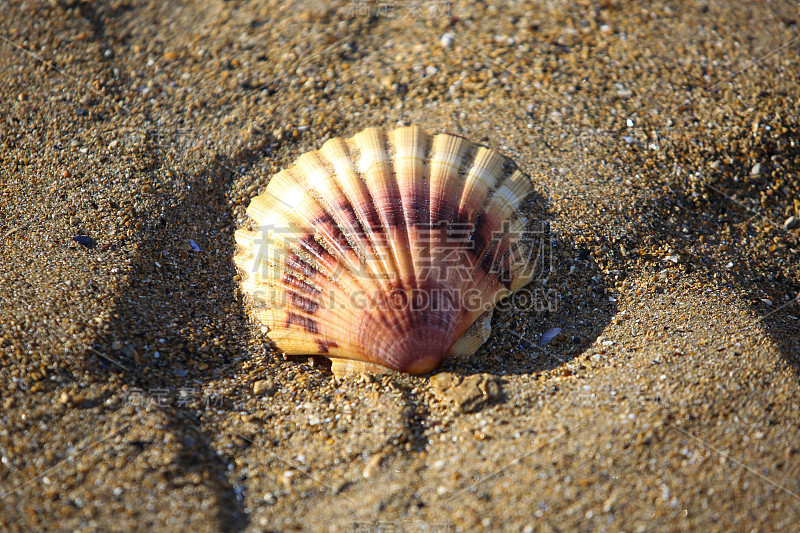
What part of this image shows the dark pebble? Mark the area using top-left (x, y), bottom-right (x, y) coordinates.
top-left (72, 235), bottom-right (94, 247)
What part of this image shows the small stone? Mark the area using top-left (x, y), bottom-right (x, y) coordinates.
top-left (72, 235), bottom-right (93, 247)
top-left (751, 163), bottom-right (761, 176)
top-left (429, 371), bottom-right (460, 391)
top-left (539, 327), bottom-right (562, 346)
top-left (281, 470), bottom-right (295, 491)
top-left (120, 343), bottom-right (140, 364)
top-left (381, 74), bottom-right (396, 90)
top-left (430, 372), bottom-right (504, 413)
top-left (362, 453), bottom-right (384, 479)
top-left (253, 379), bottom-right (276, 396)
top-left (439, 32), bottom-right (454, 48)
top-left (163, 51), bottom-right (179, 61)
top-left (784, 216), bottom-right (798, 230)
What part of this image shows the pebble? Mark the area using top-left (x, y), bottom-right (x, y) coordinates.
top-left (120, 343), bottom-right (136, 360)
top-left (362, 453), bottom-right (385, 479)
top-left (281, 470), bottom-right (295, 491)
top-left (751, 163), bottom-right (761, 176)
top-left (253, 379), bottom-right (276, 396)
top-left (784, 216), bottom-right (798, 230)
top-left (439, 32), bottom-right (454, 48)
top-left (72, 235), bottom-right (93, 247)
top-left (430, 372), bottom-right (504, 413)
top-left (539, 327), bottom-right (562, 346)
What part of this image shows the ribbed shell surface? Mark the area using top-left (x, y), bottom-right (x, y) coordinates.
top-left (234, 125), bottom-right (542, 374)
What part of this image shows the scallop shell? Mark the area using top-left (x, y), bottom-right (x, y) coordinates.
top-left (234, 125), bottom-right (545, 377)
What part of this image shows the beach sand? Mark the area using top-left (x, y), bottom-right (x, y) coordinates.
top-left (1, 1), bottom-right (799, 531)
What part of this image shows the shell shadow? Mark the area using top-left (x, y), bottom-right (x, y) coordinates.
top-left (619, 162), bottom-right (800, 375)
top-left (438, 231), bottom-right (616, 377)
top-left (83, 138), bottom-right (275, 531)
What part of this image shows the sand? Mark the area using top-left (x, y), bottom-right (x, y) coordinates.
top-left (1, 0), bottom-right (799, 531)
